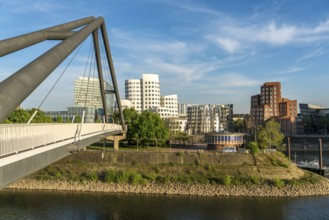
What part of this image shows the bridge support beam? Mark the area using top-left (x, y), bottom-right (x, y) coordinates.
top-left (106, 133), bottom-right (126, 151)
top-left (0, 16), bottom-right (126, 129)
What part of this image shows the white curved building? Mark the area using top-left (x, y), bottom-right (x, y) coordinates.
top-left (125, 79), bottom-right (142, 112)
top-left (125, 74), bottom-right (161, 112)
top-left (142, 74), bottom-right (161, 110)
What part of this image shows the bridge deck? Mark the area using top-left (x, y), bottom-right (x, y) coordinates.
top-left (0, 123), bottom-right (121, 157)
top-left (0, 123), bottom-right (123, 189)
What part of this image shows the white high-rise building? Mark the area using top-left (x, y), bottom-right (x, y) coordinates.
top-left (124, 74), bottom-right (179, 119)
top-left (152, 94), bottom-right (178, 118)
top-left (125, 79), bottom-right (143, 112)
top-left (142, 74), bottom-right (161, 110)
top-left (125, 73), bottom-right (161, 113)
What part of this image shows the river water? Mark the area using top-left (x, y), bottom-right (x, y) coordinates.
top-left (1, 152), bottom-right (329, 220)
top-left (1, 190), bottom-right (329, 220)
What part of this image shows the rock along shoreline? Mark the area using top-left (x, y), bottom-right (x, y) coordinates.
top-left (6, 178), bottom-right (329, 197)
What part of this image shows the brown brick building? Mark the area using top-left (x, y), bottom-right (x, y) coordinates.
top-left (250, 82), bottom-right (298, 135)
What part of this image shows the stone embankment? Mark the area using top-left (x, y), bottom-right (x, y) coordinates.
top-left (7, 178), bottom-right (329, 197)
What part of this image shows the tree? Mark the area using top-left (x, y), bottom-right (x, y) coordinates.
top-left (246, 141), bottom-right (259, 154)
top-left (113, 108), bottom-right (170, 146)
top-left (4, 108), bottom-right (53, 123)
top-left (5, 109), bottom-right (31, 123)
top-left (56, 116), bottom-right (63, 123)
top-left (134, 111), bottom-right (169, 147)
top-left (257, 119), bottom-right (285, 150)
top-left (121, 108), bottom-right (139, 143)
top-left (175, 132), bottom-right (189, 145)
top-left (233, 119), bottom-right (247, 133)
top-left (74, 115), bottom-right (82, 123)
top-left (28, 108), bottom-right (52, 123)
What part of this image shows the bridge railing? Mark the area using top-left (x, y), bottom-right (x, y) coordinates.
top-left (0, 123), bottom-right (122, 157)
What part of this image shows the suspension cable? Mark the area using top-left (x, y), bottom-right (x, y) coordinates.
top-left (83, 46), bottom-right (95, 109)
top-left (27, 38), bottom-right (87, 124)
top-left (76, 37), bottom-right (94, 107)
top-left (37, 38), bottom-right (87, 110)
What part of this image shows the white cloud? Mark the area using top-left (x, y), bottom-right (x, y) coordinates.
top-left (210, 37), bottom-right (240, 54)
top-left (220, 21), bottom-right (297, 46)
top-left (314, 19), bottom-right (329, 33)
top-left (208, 18), bottom-right (329, 52)
top-left (152, 0), bottom-right (224, 17)
top-left (278, 66), bottom-right (304, 74)
top-left (220, 73), bottom-right (261, 87)
top-left (298, 49), bottom-right (325, 61)
top-left (257, 21), bottom-right (296, 44)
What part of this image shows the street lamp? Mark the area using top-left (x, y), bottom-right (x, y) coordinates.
top-left (287, 137), bottom-right (291, 162)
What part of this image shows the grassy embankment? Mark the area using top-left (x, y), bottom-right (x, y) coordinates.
top-left (29, 149), bottom-right (323, 188)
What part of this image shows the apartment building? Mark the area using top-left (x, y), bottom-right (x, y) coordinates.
top-left (250, 82), bottom-right (298, 135)
top-left (186, 104), bottom-right (233, 134)
top-left (124, 74), bottom-right (178, 119)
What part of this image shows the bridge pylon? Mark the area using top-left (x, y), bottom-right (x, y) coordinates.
top-left (0, 16), bottom-right (125, 129)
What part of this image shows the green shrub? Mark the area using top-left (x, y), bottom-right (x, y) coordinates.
top-left (231, 177), bottom-right (243, 185)
top-left (276, 152), bottom-right (286, 158)
top-left (194, 159), bottom-right (200, 166)
top-left (223, 175), bottom-right (232, 186)
top-left (153, 166), bottom-right (160, 173)
top-left (247, 141), bottom-right (259, 154)
top-left (80, 171), bottom-right (99, 181)
top-left (90, 171), bottom-right (99, 181)
top-left (103, 169), bottom-right (117, 183)
top-left (272, 178), bottom-right (285, 188)
top-left (143, 172), bottom-right (157, 181)
top-left (250, 175), bottom-right (262, 185)
top-left (156, 176), bottom-right (170, 184)
top-left (129, 172), bottom-right (147, 185)
top-left (269, 157), bottom-right (289, 168)
top-left (116, 171), bottom-right (131, 183)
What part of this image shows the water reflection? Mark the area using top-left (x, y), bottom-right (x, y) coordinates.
top-left (1, 190), bottom-right (329, 220)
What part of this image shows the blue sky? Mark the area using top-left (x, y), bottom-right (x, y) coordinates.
top-left (1, 0), bottom-right (329, 113)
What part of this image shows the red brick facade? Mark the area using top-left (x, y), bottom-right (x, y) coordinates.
top-left (250, 82), bottom-right (298, 135)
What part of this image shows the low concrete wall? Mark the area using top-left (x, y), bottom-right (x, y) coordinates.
top-left (62, 150), bottom-right (254, 166)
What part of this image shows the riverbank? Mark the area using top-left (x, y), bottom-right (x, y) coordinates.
top-left (6, 150), bottom-right (329, 197)
top-left (7, 177), bottom-right (329, 197)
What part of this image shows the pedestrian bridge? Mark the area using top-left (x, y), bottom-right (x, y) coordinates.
top-left (0, 16), bottom-right (126, 189)
top-left (0, 123), bottom-right (122, 189)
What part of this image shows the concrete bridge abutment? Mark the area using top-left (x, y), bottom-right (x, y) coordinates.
top-left (106, 133), bottom-right (126, 151)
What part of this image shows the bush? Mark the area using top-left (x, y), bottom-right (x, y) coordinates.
top-left (247, 141), bottom-right (259, 154)
top-left (156, 176), bottom-right (170, 184)
top-left (89, 171), bottom-right (99, 181)
top-left (153, 166), bottom-right (160, 173)
top-left (272, 178), bottom-right (285, 188)
top-left (142, 172), bottom-right (157, 181)
top-left (81, 171), bottom-right (99, 181)
top-left (116, 171), bottom-right (131, 183)
top-left (223, 175), bottom-right (232, 186)
top-left (103, 169), bottom-right (117, 183)
top-left (269, 156), bottom-right (289, 168)
top-left (194, 159), bottom-right (200, 166)
top-left (250, 175), bottom-right (262, 185)
top-left (129, 172), bottom-right (147, 185)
